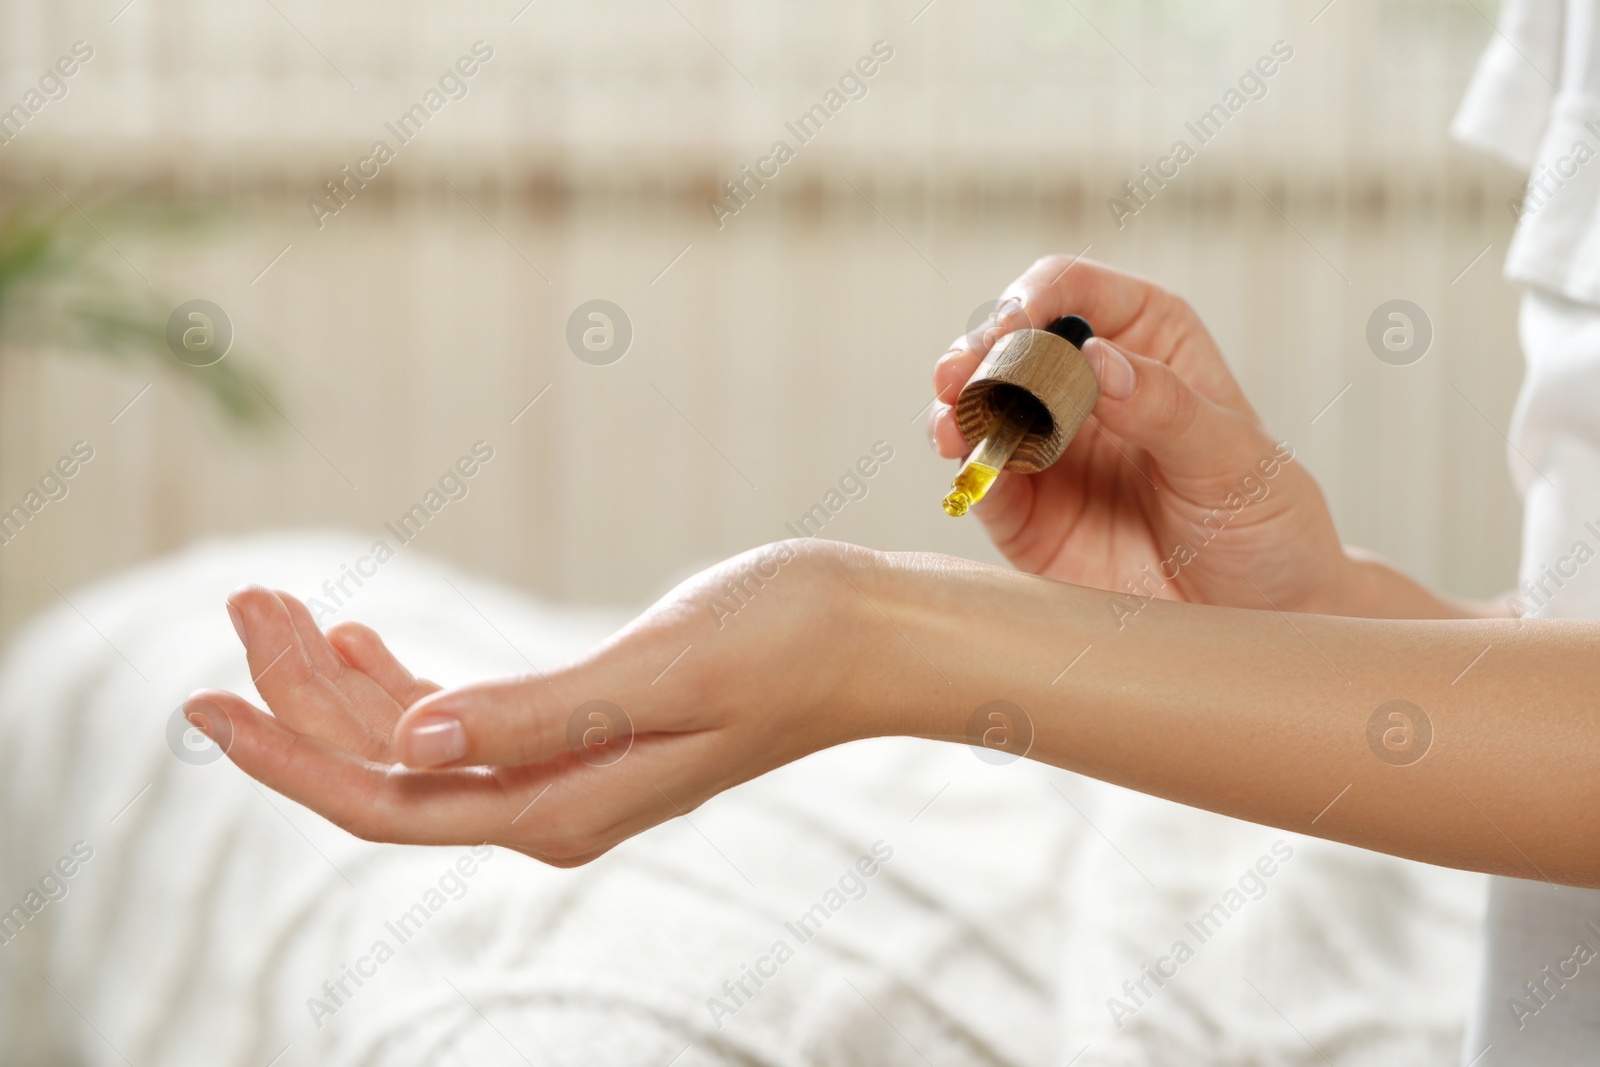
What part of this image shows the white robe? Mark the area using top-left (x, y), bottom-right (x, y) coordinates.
top-left (1454, 1), bottom-right (1600, 1062)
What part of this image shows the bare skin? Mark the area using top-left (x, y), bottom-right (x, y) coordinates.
top-left (189, 258), bottom-right (1600, 886)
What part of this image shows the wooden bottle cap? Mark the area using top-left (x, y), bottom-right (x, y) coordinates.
top-left (953, 316), bottom-right (1099, 473)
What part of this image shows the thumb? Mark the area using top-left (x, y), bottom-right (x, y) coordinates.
top-left (393, 671), bottom-right (642, 770)
top-left (1082, 336), bottom-right (1276, 490)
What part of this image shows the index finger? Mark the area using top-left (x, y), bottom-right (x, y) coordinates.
top-left (986, 255), bottom-right (1165, 356)
top-left (931, 256), bottom-right (1161, 424)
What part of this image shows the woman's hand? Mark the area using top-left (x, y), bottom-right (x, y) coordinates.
top-left (932, 255), bottom-right (1353, 615)
top-left (186, 540), bottom-right (901, 866)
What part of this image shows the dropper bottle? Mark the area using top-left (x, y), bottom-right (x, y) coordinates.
top-left (941, 314), bottom-right (1096, 517)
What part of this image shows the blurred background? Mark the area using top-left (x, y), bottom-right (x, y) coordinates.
top-left (0, 0), bottom-right (1524, 637)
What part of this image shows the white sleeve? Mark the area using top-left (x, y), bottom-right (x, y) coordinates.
top-left (1450, 0), bottom-right (1564, 169)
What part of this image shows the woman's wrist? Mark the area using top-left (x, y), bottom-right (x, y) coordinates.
top-left (1323, 547), bottom-right (1510, 620)
top-left (843, 548), bottom-right (1095, 748)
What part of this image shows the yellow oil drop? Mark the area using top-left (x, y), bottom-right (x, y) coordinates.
top-left (942, 462), bottom-right (1000, 517)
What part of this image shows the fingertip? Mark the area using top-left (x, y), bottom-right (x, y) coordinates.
top-left (325, 617), bottom-right (371, 639)
top-left (1083, 337), bottom-right (1137, 401)
top-left (931, 406), bottom-right (968, 458)
top-left (326, 620), bottom-right (380, 663)
top-left (992, 294), bottom-right (1026, 329)
top-left (394, 690), bottom-right (474, 758)
top-left (394, 682), bottom-right (488, 766)
top-left (933, 349), bottom-right (981, 400)
top-left (184, 688), bottom-right (225, 725)
top-left (184, 688), bottom-right (242, 753)
top-left (227, 583), bottom-right (271, 610)
top-left (395, 675), bottom-right (553, 768)
top-left (396, 714), bottom-right (468, 768)
top-left (228, 584), bottom-right (287, 633)
top-left (332, 621), bottom-right (440, 709)
top-left (227, 586), bottom-right (280, 656)
top-left (956, 327), bottom-right (990, 357)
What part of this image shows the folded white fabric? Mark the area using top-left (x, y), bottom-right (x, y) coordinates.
top-left (0, 534), bottom-right (1482, 1065)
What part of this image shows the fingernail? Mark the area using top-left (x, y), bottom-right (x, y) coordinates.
top-left (991, 296), bottom-right (1023, 324)
top-left (1086, 337), bottom-right (1136, 400)
top-left (227, 602), bottom-right (247, 647)
top-left (401, 716), bottom-right (467, 768)
top-left (185, 702), bottom-right (215, 737)
top-left (983, 299), bottom-right (1025, 346)
top-left (927, 404), bottom-right (946, 451)
top-left (183, 696), bottom-right (233, 751)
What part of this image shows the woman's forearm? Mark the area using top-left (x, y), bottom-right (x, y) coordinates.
top-left (862, 551), bottom-right (1600, 887)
